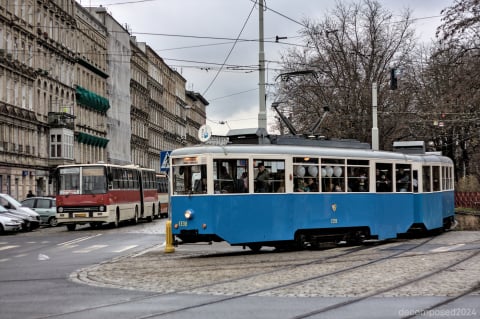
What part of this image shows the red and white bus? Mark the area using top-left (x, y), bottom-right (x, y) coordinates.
top-left (55, 163), bottom-right (158, 231)
top-left (156, 173), bottom-right (169, 218)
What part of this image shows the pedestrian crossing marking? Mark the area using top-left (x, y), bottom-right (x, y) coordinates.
top-left (73, 244), bottom-right (108, 253)
top-left (0, 245), bottom-right (19, 251)
top-left (112, 245), bottom-right (138, 253)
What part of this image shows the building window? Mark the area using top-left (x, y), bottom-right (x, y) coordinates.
top-left (49, 128), bottom-right (74, 160)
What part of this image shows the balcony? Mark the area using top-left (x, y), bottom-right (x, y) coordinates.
top-left (48, 112), bottom-right (75, 130)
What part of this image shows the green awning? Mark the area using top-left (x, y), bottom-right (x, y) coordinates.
top-left (77, 132), bottom-right (109, 148)
top-left (76, 86), bottom-right (110, 113)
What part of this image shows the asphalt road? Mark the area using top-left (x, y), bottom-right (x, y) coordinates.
top-left (0, 219), bottom-right (167, 319)
top-left (1, 221), bottom-right (479, 319)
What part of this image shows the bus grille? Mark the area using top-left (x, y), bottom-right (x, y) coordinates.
top-left (62, 206), bottom-right (102, 213)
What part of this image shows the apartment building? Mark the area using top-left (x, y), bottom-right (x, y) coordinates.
top-left (0, 1), bottom-right (207, 199)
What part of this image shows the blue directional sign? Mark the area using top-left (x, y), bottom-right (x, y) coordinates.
top-left (160, 151), bottom-right (172, 173)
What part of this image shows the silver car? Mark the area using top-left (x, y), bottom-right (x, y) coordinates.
top-left (21, 197), bottom-right (57, 227)
top-left (0, 193), bottom-right (41, 231)
top-left (0, 206), bottom-right (22, 233)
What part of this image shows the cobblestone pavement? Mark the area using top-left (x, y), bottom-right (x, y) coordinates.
top-left (71, 230), bottom-right (480, 299)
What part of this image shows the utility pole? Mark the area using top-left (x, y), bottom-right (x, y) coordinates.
top-left (371, 82), bottom-right (379, 151)
top-left (258, 0), bottom-right (267, 130)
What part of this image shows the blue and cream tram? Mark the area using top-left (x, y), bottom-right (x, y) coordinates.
top-left (169, 143), bottom-right (455, 250)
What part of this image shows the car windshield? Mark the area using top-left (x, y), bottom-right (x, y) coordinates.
top-left (0, 194), bottom-right (21, 208)
top-left (0, 205), bottom-right (9, 212)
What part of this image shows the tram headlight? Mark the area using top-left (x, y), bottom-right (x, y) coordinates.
top-left (99, 205), bottom-right (105, 212)
top-left (184, 209), bottom-right (194, 220)
top-left (58, 207), bottom-right (64, 213)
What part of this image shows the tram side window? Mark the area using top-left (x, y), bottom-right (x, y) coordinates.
top-left (212, 159), bottom-right (249, 194)
top-left (432, 166), bottom-right (441, 191)
top-left (293, 157), bottom-right (319, 192)
top-left (254, 159), bottom-right (285, 193)
top-left (347, 159), bottom-right (369, 192)
top-left (395, 164), bottom-right (412, 192)
top-left (423, 166), bottom-right (431, 192)
top-left (375, 163), bottom-right (393, 192)
top-left (321, 158), bottom-right (345, 192)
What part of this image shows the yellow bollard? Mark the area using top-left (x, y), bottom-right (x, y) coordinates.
top-left (164, 220), bottom-right (175, 253)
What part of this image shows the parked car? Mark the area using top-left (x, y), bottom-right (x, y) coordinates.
top-left (21, 197), bottom-right (58, 227)
top-left (0, 193), bottom-right (40, 231)
top-left (0, 206), bottom-right (23, 234)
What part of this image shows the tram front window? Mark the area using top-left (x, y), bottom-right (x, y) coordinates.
top-left (173, 164), bottom-right (206, 195)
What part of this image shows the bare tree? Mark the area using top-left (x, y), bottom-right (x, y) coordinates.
top-left (274, 0), bottom-right (417, 150)
top-left (421, 0), bottom-right (480, 179)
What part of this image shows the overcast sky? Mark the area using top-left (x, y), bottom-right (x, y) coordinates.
top-left (79, 0), bottom-right (454, 135)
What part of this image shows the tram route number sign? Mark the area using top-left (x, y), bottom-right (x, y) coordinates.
top-left (160, 151), bottom-right (172, 173)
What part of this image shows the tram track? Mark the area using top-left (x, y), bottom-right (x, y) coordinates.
top-left (37, 234), bottom-right (462, 319)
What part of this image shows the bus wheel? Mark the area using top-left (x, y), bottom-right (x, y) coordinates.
top-left (66, 224), bottom-right (76, 231)
top-left (146, 206), bottom-right (154, 222)
top-left (132, 207), bottom-right (138, 225)
top-left (114, 211), bottom-right (120, 228)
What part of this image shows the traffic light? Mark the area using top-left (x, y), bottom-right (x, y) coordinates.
top-left (390, 68), bottom-right (398, 90)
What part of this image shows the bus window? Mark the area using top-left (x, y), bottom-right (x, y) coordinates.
top-left (82, 166), bottom-right (107, 194)
top-left (375, 163), bottom-right (392, 192)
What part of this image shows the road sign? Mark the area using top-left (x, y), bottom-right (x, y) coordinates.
top-left (160, 151), bottom-right (171, 173)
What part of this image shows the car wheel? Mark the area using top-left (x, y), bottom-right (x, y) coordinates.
top-left (23, 221), bottom-right (31, 232)
top-left (0, 224), bottom-right (4, 235)
top-left (48, 217), bottom-right (58, 227)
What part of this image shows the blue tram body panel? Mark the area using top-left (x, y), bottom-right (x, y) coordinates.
top-left (413, 191), bottom-right (454, 230)
top-left (171, 192), bottom-right (425, 244)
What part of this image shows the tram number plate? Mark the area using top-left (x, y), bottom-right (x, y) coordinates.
top-left (75, 213), bottom-right (88, 218)
top-left (330, 218), bottom-right (338, 224)
top-left (179, 221), bottom-right (188, 227)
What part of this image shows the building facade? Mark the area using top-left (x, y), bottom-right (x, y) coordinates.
top-left (0, 1), bottom-right (207, 199)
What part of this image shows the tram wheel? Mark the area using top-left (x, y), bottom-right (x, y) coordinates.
top-left (248, 244), bottom-right (262, 252)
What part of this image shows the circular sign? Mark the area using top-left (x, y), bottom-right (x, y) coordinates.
top-left (198, 125), bottom-right (212, 142)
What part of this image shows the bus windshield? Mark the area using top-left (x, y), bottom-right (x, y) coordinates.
top-left (58, 166), bottom-right (107, 195)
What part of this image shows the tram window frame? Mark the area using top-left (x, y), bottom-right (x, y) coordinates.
top-left (253, 159), bottom-right (285, 193)
top-left (321, 158), bottom-right (346, 192)
top-left (213, 159), bottom-right (248, 194)
top-left (422, 166), bottom-right (432, 192)
top-left (293, 157), bottom-right (319, 192)
top-left (375, 163), bottom-right (393, 192)
top-left (347, 159), bottom-right (369, 192)
top-left (395, 164), bottom-right (412, 192)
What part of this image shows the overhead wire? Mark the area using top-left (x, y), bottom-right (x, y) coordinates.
top-left (201, 0), bottom-right (257, 96)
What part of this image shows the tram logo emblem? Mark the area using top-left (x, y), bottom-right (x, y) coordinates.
top-left (331, 204), bottom-right (337, 212)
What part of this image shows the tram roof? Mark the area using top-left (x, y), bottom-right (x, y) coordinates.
top-left (170, 144), bottom-right (453, 164)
